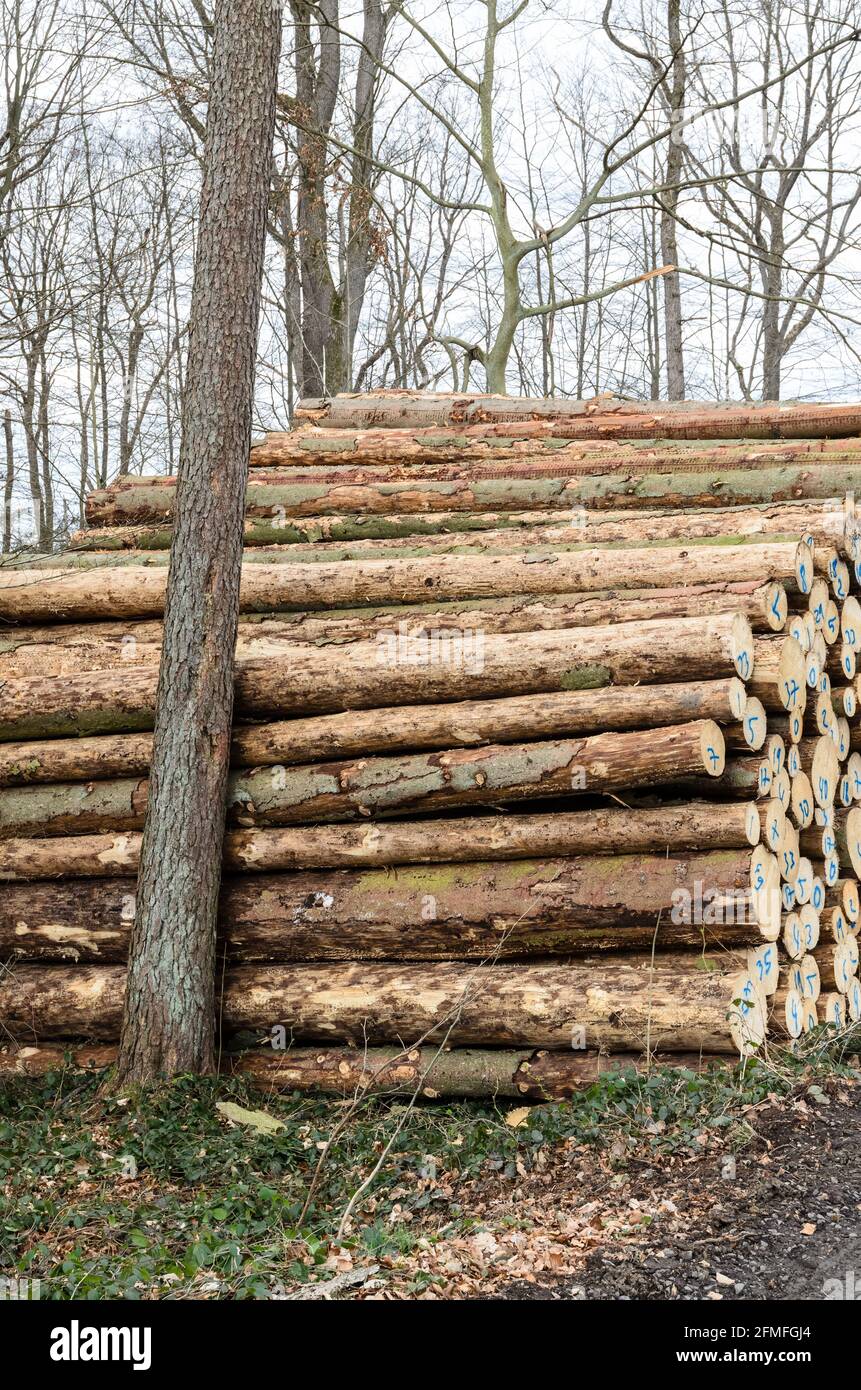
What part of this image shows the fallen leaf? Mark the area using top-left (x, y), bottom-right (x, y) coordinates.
top-left (215, 1101), bottom-right (284, 1135)
top-left (506, 1107), bottom-right (531, 1128)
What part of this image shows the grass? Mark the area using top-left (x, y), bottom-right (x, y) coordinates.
top-left (1, 1043), bottom-right (856, 1300)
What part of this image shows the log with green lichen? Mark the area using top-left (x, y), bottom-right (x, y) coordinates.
top-left (222, 1045), bottom-right (731, 1097)
top-left (0, 850), bottom-right (766, 964)
top-left (0, 721), bottom-right (726, 836)
top-left (0, 1041), bottom-right (730, 1096)
top-left (70, 495), bottom-right (849, 555)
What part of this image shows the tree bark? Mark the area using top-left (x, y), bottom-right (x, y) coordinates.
top-left (660, 0), bottom-right (686, 400)
top-left (0, 957), bottom-right (766, 1052)
top-left (0, 800), bottom-right (761, 881)
top-left (2, 408), bottom-right (13, 554)
top-left (0, 721), bottom-right (726, 835)
top-left (0, 678), bottom-right (748, 784)
top-left (114, 0), bottom-right (282, 1085)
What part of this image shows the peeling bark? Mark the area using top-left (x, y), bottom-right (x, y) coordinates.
top-left (294, 392), bottom-right (861, 437)
top-left (82, 460), bottom-right (861, 524)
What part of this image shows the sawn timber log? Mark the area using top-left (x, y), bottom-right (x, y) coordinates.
top-left (0, 801), bottom-right (761, 880)
top-left (0, 850), bottom-right (768, 962)
top-left (0, 959), bottom-right (766, 1052)
top-left (0, 546), bottom-right (807, 621)
top-left (0, 617), bottom-right (754, 738)
top-left (0, 679), bottom-right (748, 784)
top-left (0, 722), bottom-right (727, 835)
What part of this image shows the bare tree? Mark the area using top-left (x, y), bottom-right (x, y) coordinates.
top-left (1, 0), bottom-right (89, 232)
top-left (274, 1), bottom-right (389, 394)
top-left (603, 0), bottom-right (689, 398)
top-left (683, 0), bottom-right (861, 399)
top-left (114, 0), bottom-right (281, 1084)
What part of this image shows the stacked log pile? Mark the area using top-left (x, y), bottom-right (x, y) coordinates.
top-left (3, 391), bottom-right (861, 1099)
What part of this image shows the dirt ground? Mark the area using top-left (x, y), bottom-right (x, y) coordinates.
top-left (500, 1085), bottom-right (861, 1301)
top-left (363, 1076), bottom-right (861, 1300)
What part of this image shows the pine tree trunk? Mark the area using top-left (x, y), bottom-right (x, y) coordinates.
top-left (114, 0), bottom-right (282, 1084)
